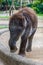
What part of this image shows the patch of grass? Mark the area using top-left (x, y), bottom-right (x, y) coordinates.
top-left (37, 14), bottom-right (43, 16)
top-left (0, 26), bottom-right (8, 29)
top-left (0, 16), bottom-right (9, 19)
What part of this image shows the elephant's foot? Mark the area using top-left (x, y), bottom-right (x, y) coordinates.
top-left (18, 52), bottom-right (26, 57)
top-left (26, 48), bottom-right (32, 52)
top-left (10, 46), bottom-right (18, 52)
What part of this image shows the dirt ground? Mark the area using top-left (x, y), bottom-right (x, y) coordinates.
top-left (0, 29), bottom-right (43, 63)
top-left (26, 48), bottom-right (43, 63)
top-left (0, 11), bottom-right (43, 65)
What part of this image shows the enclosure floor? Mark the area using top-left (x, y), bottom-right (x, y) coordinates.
top-left (26, 48), bottom-right (43, 63)
top-left (0, 29), bottom-right (43, 63)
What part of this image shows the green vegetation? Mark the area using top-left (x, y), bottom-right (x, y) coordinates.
top-left (37, 14), bottom-right (43, 16)
top-left (0, 0), bottom-right (43, 14)
top-left (27, 0), bottom-right (43, 14)
top-left (0, 0), bottom-right (43, 29)
top-left (0, 16), bottom-right (9, 19)
top-left (0, 25), bottom-right (8, 29)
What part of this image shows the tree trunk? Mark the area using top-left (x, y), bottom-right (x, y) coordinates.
top-left (9, 0), bottom-right (15, 16)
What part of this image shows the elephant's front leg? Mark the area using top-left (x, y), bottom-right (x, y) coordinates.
top-left (19, 26), bottom-right (30, 56)
top-left (9, 31), bottom-right (18, 52)
top-left (19, 35), bottom-right (27, 56)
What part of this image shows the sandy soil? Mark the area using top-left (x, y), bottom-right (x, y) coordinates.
top-left (0, 29), bottom-right (43, 63)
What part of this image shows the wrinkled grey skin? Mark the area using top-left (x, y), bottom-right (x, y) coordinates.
top-left (9, 7), bottom-right (37, 56)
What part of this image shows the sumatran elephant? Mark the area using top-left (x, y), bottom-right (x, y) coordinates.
top-left (9, 7), bottom-right (38, 56)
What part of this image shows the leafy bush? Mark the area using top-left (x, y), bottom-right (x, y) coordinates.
top-left (27, 4), bottom-right (32, 7)
top-left (32, 7), bottom-right (39, 13)
top-left (27, 3), bottom-right (43, 14)
top-left (33, 1), bottom-right (40, 5)
top-left (37, 4), bottom-right (43, 14)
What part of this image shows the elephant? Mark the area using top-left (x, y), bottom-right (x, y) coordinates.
top-left (9, 7), bottom-right (38, 56)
